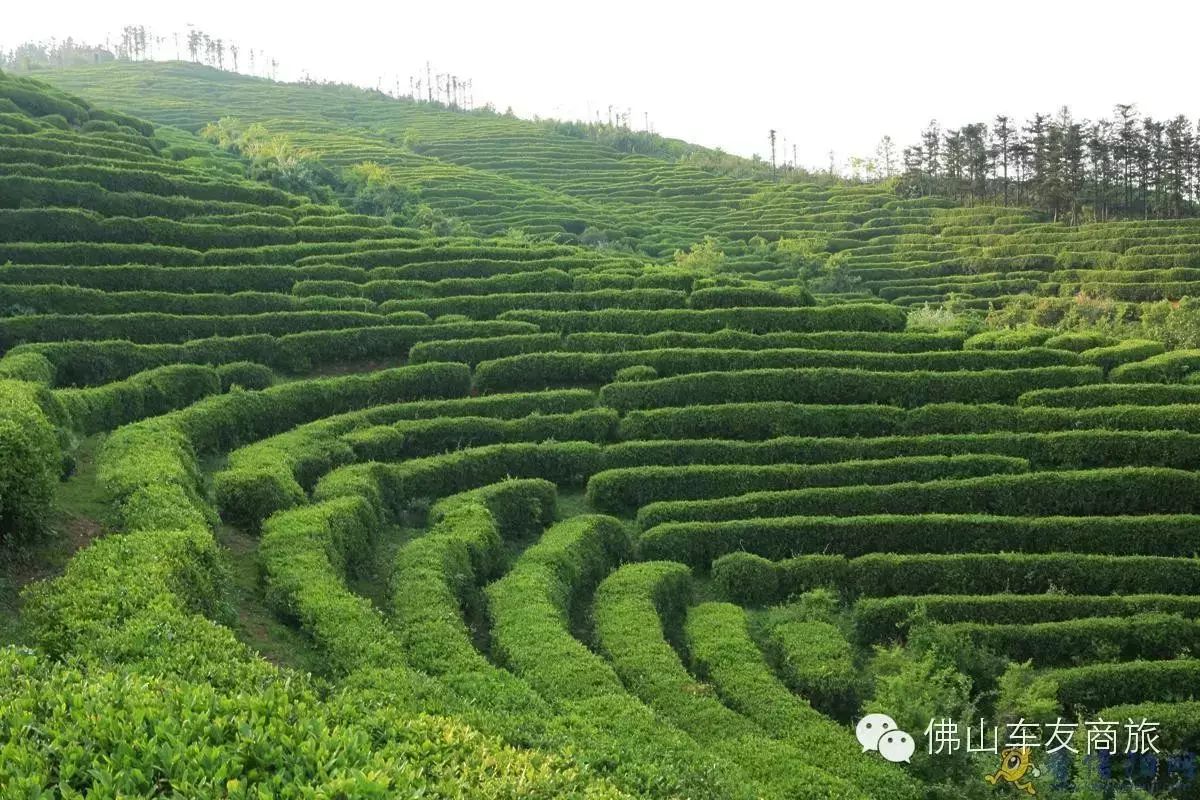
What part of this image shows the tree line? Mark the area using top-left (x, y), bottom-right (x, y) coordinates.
top-left (1, 37), bottom-right (116, 70)
top-left (2, 26), bottom-right (280, 79)
top-left (2, 32), bottom-right (488, 113)
top-left (898, 106), bottom-right (1200, 222)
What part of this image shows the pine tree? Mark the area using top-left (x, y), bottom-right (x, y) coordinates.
top-left (1010, 138), bottom-right (1032, 207)
top-left (942, 128), bottom-right (965, 201)
top-left (1086, 121), bottom-right (1114, 219)
top-left (1062, 121), bottom-right (1086, 223)
top-left (186, 29), bottom-right (201, 63)
top-left (876, 135), bottom-right (897, 178)
top-left (1165, 115), bottom-right (1193, 217)
top-left (993, 115), bottom-right (1012, 205)
top-left (1114, 103), bottom-right (1138, 211)
top-left (962, 123), bottom-right (990, 203)
top-left (921, 120), bottom-right (941, 178)
top-left (1025, 113), bottom-right (1049, 210)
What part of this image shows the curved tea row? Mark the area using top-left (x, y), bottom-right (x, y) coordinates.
top-left (4, 65), bottom-right (1200, 795)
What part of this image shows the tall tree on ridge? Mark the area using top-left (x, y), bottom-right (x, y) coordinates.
top-left (876, 135), bottom-right (897, 178)
top-left (1062, 119), bottom-right (1086, 223)
top-left (962, 123), bottom-right (990, 203)
top-left (942, 127), bottom-right (965, 201)
top-left (921, 120), bottom-right (941, 179)
top-left (1114, 103), bottom-right (1138, 211)
top-left (993, 115), bottom-right (1012, 205)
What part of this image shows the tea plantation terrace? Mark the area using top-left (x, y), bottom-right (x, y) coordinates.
top-left (2, 65), bottom-right (1200, 795)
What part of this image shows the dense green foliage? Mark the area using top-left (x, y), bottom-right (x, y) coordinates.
top-left (2, 61), bottom-right (1199, 798)
top-left (897, 109), bottom-right (1200, 221)
top-left (0, 379), bottom-right (62, 544)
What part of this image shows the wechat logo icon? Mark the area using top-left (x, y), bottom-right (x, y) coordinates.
top-left (857, 713), bottom-right (915, 764)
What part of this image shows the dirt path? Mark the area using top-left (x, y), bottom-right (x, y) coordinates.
top-left (215, 523), bottom-right (325, 674)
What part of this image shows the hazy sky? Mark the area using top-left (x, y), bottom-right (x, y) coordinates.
top-left (6, 1), bottom-right (1199, 169)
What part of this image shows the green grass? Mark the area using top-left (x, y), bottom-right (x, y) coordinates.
top-left (345, 522), bottom-right (419, 612)
top-left (554, 488), bottom-right (594, 521)
top-left (214, 523), bottom-right (325, 675)
top-left (292, 356), bottom-right (410, 380)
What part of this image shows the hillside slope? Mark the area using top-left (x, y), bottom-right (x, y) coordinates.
top-left (39, 61), bottom-right (1200, 315)
top-left (41, 62), bottom-right (952, 258)
top-left (2, 64), bottom-right (1199, 797)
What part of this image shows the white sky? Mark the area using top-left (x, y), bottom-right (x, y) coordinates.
top-left (5, 0), bottom-right (1199, 169)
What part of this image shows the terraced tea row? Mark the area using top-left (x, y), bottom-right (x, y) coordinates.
top-left (5, 63), bottom-right (1200, 796)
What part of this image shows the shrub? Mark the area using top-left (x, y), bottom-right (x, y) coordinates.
top-left (606, 428), bottom-right (1200, 473)
top-left (20, 525), bottom-right (269, 687)
top-left (637, 467), bottom-right (1200, 529)
top-left (617, 398), bottom-right (1200, 440)
top-left (280, 321), bottom-right (535, 369)
top-left (408, 333), bottom-right (560, 365)
top-left (216, 468), bottom-right (308, 534)
top-left (613, 365), bottom-right (658, 382)
top-left (475, 347), bottom-right (1078, 393)
top-left (55, 364), bottom-right (223, 435)
top-left (587, 454), bottom-right (1028, 515)
top-left (0, 79), bottom-right (88, 122)
top-left (391, 500), bottom-right (514, 665)
top-left (429, 478), bottom-right (557, 540)
top-left (565, 329), bottom-right (967, 353)
top-left (593, 562), bottom-right (887, 799)
top-left (711, 552), bottom-right (780, 607)
top-left (600, 366), bottom-right (1102, 411)
top-left (105, 363), bottom-right (469, 533)
top-left (714, 552), bottom-right (1200, 605)
top-left (683, 602), bottom-right (918, 799)
top-left (1050, 659), bottom-right (1200, 715)
top-left (0, 649), bottom-right (607, 798)
top-left (1078, 339), bottom-right (1164, 372)
top-left (1017, 382), bottom-right (1200, 407)
top-left (963, 327), bottom-right (1054, 350)
top-left (9, 321), bottom-right (536, 386)
top-left (258, 497), bottom-right (404, 673)
top-left (215, 361), bottom-right (275, 391)
top-left (1097, 701), bottom-right (1200, 752)
top-left (0, 380), bottom-right (64, 545)
top-left (488, 515), bottom-right (632, 701)
top-left (937, 614), bottom-right (1200, 667)
top-left (764, 619), bottom-right (859, 719)
top-left (0, 351), bottom-right (55, 385)
top-left (393, 496), bottom-right (748, 796)
top-left (1111, 350), bottom-right (1200, 383)
top-left (853, 594), bottom-right (1200, 644)
top-left (8, 336), bottom-right (291, 387)
top-left (0, 310), bottom-right (398, 349)
top-left (641, 513), bottom-right (1200, 566)
top-left (0, 282), bottom-right (375, 316)
top-left (687, 285), bottom-right (814, 309)
top-left (314, 442), bottom-right (604, 519)
top-left (619, 402), bottom-right (908, 440)
top-left (360, 268), bottom-right (573, 300)
top-left (382, 289), bottom-right (686, 318)
top-left (501, 303), bottom-right (906, 334)
top-left (1043, 331), bottom-right (1116, 352)
top-left (343, 409), bottom-right (618, 463)
top-left (383, 489), bottom-right (715, 798)
top-left (216, 391), bottom-right (596, 531)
